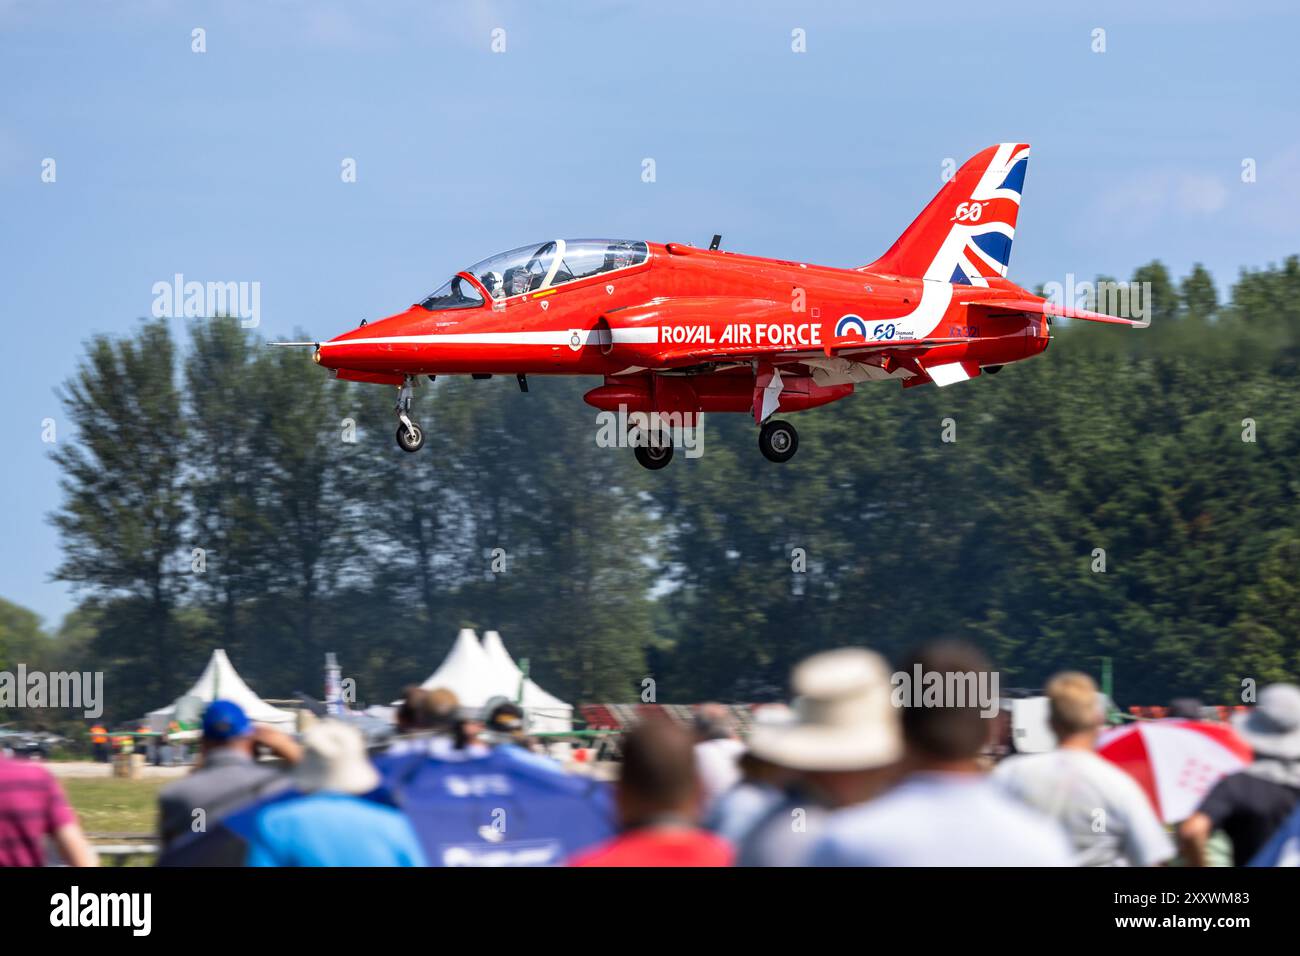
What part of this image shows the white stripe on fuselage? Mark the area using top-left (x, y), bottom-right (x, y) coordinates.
top-left (319, 327), bottom-right (660, 348)
top-left (895, 280), bottom-right (954, 338)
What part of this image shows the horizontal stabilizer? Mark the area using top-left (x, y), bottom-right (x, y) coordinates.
top-left (968, 298), bottom-right (1147, 327)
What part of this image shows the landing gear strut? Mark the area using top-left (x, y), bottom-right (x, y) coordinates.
top-left (394, 376), bottom-right (425, 453)
top-left (759, 419), bottom-right (798, 463)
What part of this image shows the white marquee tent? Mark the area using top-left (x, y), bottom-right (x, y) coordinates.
top-left (419, 628), bottom-right (573, 733)
top-left (481, 630), bottom-right (574, 734)
top-left (147, 648), bottom-right (297, 729)
top-left (418, 628), bottom-right (502, 705)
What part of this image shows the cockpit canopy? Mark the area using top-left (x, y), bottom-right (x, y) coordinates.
top-left (420, 239), bottom-right (649, 311)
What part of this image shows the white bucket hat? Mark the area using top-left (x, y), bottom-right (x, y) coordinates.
top-left (1234, 684), bottom-right (1300, 760)
top-left (747, 648), bottom-right (902, 772)
top-left (292, 719), bottom-right (381, 795)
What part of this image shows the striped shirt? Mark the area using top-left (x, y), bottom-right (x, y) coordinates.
top-left (0, 756), bottom-right (76, 866)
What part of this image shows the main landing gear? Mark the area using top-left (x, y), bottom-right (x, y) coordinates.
top-left (759, 419), bottom-right (798, 463)
top-left (394, 376), bottom-right (425, 453)
top-left (630, 426), bottom-right (673, 470)
top-left (627, 418), bottom-right (800, 468)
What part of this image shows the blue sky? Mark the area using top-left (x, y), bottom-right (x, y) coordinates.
top-left (2, 0), bottom-right (1298, 627)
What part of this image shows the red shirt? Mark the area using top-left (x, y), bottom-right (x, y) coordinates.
top-left (0, 757), bottom-right (76, 867)
top-left (569, 827), bottom-right (733, 867)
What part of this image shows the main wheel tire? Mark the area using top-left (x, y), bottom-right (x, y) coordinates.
top-left (396, 422), bottom-right (425, 453)
top-left (759, 419), bottom-right (798, 463)
top-left (632, 429), bottom-right (674, 470)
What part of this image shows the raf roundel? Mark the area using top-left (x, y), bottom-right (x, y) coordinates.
top-left (835, 314), bottom-right (868, 339)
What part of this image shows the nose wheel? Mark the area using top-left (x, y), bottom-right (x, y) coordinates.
top-left (759, 419), bottom-right (798, 463)
top-left (396, 421), bottom-right (425, 453)
top-left (393, 376), bottom-right (425, 453)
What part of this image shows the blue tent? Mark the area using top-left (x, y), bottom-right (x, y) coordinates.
top-left (372, 746), bottom-right (616, 866)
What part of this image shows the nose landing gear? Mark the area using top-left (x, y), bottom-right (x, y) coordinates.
top-left (394, 376), bottom-right (426, 453)
top-left (396, 420), bottom-right (425, 453)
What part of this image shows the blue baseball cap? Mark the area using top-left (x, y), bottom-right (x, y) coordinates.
top-left (202, 700), bottom-right (251, 742)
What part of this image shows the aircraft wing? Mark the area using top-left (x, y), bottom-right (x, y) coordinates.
top-left (966, 298), bottom-right (1148, 327)
top-left (672, 337), bottom-right (981, 366)
top-left (824, 336), bottom-right (974, 358)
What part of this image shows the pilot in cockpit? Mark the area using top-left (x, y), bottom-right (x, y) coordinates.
top-left (480, 271), bottom-right (504, 299)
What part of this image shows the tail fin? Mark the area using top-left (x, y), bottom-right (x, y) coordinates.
top-left (864, 143), bottom-right (1029, 286)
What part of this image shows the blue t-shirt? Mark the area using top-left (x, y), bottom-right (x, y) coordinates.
top-left (245, 792), bottom-right (427, 867)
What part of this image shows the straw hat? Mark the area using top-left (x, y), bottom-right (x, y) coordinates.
top-left (292, 720), bottom-right (381, 795)
top-left (747, 648), bottom-right (902, 771)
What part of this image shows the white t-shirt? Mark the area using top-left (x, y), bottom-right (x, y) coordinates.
top-left (811, 772), bottom-right (1075, 866)
top-left (993, 749), bottom-right (1175, 867)
top-left (694, 738), bottom-right (745, 805)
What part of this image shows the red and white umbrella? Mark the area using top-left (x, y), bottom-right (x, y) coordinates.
top-left (1097, 720), bottom-right (1253, 823)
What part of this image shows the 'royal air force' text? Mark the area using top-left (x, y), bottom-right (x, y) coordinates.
top-left (660, 323), bottom-right (822, 347)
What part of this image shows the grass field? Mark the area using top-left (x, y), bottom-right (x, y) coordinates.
top-left (63, 776), bottom-right (166, 835)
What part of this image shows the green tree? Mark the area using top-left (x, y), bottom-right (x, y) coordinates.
top-left (184, 317), bottom-right (276, 662)
top-left (1180, 263), bottom-right (1218, 322)
top-left (50, 320), bottom-right (187, 713)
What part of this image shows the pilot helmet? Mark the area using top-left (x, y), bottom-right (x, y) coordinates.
top-left (481, 271), bottom-right (504, 298)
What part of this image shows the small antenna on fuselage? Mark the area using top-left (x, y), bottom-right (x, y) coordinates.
top-left (709, 234), bottom-right (722, 251)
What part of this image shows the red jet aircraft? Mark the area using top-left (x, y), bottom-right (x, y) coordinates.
top-left (289, 143), bottom-right (1142, 468)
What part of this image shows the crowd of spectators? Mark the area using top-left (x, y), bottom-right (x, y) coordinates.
top-left (3, 640), bottom-right (1299, 868)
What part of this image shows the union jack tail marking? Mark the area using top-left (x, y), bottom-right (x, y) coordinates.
top-left (864, 142), bottom-right (1030, 288)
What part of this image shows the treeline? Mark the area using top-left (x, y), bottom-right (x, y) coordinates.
top-left (6, 257), bottom-right (1299, 723)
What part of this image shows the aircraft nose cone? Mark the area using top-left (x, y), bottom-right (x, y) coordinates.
top-left (316, 327), bottom-right (366, 368)
top-left (317, 307), bottom-right (422, 372)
